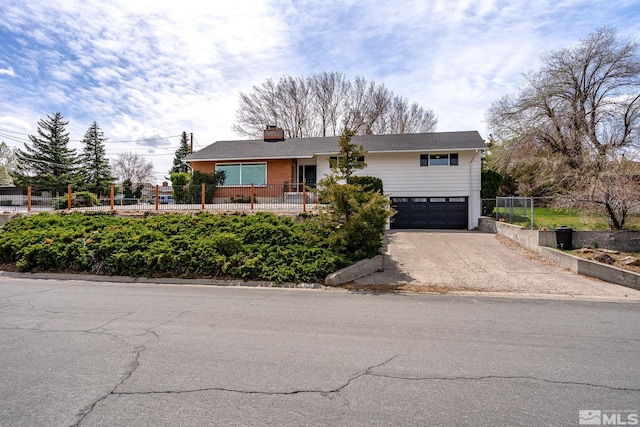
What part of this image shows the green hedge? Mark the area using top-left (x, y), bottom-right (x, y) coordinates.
top-left (0, 211), bottom-right (349, 283)
top-left (52, 191), bottom-right (100, 209)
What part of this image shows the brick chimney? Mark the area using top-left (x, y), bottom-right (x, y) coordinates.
top-left (264, 125), bottom-right (285, 142)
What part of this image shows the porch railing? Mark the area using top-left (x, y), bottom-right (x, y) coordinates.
top-left (0, 183), bottom-right (319, 213)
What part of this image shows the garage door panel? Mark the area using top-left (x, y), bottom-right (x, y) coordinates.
top-left (391, 197), bottom-right (468, 229)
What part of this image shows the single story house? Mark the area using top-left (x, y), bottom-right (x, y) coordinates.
top-left (184, 128), bottom-right (486, 229)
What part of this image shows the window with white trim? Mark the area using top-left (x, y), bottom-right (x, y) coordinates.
top-left (420, 153), bottom-right (459, 166)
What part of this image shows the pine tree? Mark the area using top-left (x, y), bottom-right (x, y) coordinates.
top-left (169, 131), bottom-right (191, 174)
top-left (78, 121), bottom-right (115, 195)
top-left (16, 112), bottom-right (78, 188)
top-left (332, 128), bottom-right (366, 180)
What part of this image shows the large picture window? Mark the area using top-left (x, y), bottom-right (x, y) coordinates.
top-left (216, 163), bottom-right (266, 185)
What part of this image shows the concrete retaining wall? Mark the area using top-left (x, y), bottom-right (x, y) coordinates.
top-left (477, 217), bottom-right (497, 233)
top-left (570, 231), bottom-right (639, 252)
top-left (538, 247), bottom-right (640, 290)
top-left (478, 217), bottom-right (640, 252)
top-left (325, 255), bottom-right (384, 286)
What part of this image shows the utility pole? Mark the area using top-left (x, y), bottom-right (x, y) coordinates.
top-left (189, 132), bottom-right (194, 173)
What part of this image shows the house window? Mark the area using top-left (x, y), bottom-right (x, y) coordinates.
top-left (216, 163), bottom-right (266, 185)
top-left (430, 154), bottom-right (449, 166)
top-left (420, 153), bottom-right (459, 166)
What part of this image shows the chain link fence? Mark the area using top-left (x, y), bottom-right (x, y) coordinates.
top-left (482, 197), bottom-right (554, 229)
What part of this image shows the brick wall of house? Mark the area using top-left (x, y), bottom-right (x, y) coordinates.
top-left (266, 159), bottom-right (294, 184)
top-left (189, 161), bottom-right (216, 174)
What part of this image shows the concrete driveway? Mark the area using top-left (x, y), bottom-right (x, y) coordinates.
top-left (353, 230), bottom-right (640, 299)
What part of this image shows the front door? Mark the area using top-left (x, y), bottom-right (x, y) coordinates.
top-left (298, 165), bottom-right (317, 190)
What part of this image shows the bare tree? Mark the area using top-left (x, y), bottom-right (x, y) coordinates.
top-left (487, 26), bottom-right (640, 229)
top-left (232, 78), bottom-right (281, 138)
top-left (278, 76), bottom-right (314, 138)
top-left (233, 73), bottom-right (438, 138)
top-left (312, 72), bottom-right (351, 137)
top-left (344, 77), bottom-right (392, 134)
top-left (558, 155), bottom-right (640, 230)
top-left (112, 152), bottom-right (154, 185)
top-left (379, 96), bottom-right (439, 135)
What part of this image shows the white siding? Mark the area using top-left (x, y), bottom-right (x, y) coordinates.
top-left (314, 150), bottom-right (483, 229)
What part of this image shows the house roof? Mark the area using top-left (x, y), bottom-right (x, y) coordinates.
top-left (184, 131), bottom-right (486, 162)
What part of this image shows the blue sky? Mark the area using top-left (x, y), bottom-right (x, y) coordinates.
top-left (1, 0), bottom-right (639, 182)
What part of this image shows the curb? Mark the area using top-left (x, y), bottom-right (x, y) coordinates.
top-left (0, 271), bottom-right (324, 289)
top-left (3, 270), bottom-right (640, 303)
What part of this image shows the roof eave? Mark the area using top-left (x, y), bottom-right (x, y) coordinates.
top-left (186, 154), bottom-right (316, 163)
top-left (186, 146), bottom-right (486, 163)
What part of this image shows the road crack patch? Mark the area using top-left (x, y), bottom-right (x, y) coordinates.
top-left (367, 373), bottom-right (640, 392)
top-left (72, 343), bottom-right (147, 426)
top-left (72, 311), bottom-right (190, 426)
top-left (111, 355), bottom-right (402, 397)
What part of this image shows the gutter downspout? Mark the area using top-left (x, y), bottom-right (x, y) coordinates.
top-left (469, 150), bottom-right (481, 229)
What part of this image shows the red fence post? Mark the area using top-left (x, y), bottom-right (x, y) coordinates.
top-left (67, 185), bottom-right (72, 210)
top-left (201, 183), bottom-right (205, 210)
top-left (251, 183), bottom-right (255, 210)
top-left (27, 186), bottom-right (31, 212)
top-left (110, 185), bottom-right (114, 210)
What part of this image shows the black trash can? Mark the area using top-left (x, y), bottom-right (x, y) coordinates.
top-left (555, 226), bottom-right (573, 250)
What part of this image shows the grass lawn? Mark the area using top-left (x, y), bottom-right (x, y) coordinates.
top-left (495, 207), bottom-right (640, 231)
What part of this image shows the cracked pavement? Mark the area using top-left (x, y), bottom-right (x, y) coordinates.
top-left (1, 277), bottom-right (639, 426)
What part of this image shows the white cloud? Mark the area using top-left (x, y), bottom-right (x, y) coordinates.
top-left (0, 67), bottom-right (16, 77)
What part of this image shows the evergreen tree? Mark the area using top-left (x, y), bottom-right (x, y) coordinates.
top-left (16, 112), bottom-right (78, 188)
top-left (169, 131), bottom-right (191, 174)
top-left (78, 121), bottom-right (115, 195)
top-left (331, 128), bottom-right (366, 181)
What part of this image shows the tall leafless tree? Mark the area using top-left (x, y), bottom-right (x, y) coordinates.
top-left (233, 73), bottom-right (438, 138)
top-left (487, 26), bottom-right (640, 229)
top-left (112, 152), bottom-right (154, 185)
top-left (312, 72), bottom-right (351, 137)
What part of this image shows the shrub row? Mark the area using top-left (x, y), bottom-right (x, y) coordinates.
top-left (0, 211), bottom-right (349, 283)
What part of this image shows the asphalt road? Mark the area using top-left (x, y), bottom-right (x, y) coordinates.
top-left (1, 277), bottom-right (639, 426)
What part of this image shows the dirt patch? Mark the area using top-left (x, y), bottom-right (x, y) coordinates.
top-left (571, 248), bottom-right (640, 274)
top-left (0, 262), bottom-right (17, 272)
top-left (494, 234), bottom-right (562, 267)
top-left (494, 233), bottom-right (640, 275)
